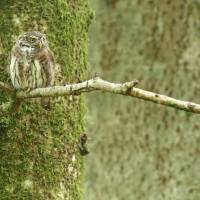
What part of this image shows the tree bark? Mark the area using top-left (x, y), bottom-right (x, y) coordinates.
top-left (0, 1), bottom-right (92, 199)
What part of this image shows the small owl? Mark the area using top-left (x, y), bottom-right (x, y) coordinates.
top-left (10, 31), bottom-right (55, 110)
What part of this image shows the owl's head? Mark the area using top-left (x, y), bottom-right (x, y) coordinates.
top-left (16, 31), bottom-right (48, 56)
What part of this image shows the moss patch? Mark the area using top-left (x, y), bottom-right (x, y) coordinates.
top-left (0, 0), bottom-right (93, 199)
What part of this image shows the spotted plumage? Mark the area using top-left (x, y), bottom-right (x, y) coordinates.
top-left (9, 31), bottom-right (55, 110)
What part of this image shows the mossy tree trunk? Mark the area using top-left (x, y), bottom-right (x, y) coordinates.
top-left (0, 1), bottom-right (92, 199)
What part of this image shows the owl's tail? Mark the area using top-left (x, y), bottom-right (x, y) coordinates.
top-left (41, 97), bottom-right (51, 110)
top-left (10, 98), bottom-right (23, 114)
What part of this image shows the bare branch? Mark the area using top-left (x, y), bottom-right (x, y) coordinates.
top-left (1, 77), bottom-right (200, 114)
top-left (14, 77), bottom-right (200, 114)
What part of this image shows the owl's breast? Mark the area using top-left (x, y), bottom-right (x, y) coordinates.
top-left (10, 42), bottom-right (54, 90)
top-left (10, 56), bottom-right (44, 90)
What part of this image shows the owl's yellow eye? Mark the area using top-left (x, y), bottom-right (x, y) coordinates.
top-left (28, 37), bottom-right (37, 43)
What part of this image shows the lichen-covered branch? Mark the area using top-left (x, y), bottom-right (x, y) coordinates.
top-left (1, 77), bottom-right (200, 113)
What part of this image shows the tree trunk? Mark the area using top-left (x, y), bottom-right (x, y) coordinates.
top-left (86, 0), bottom-right (200, 200)
top-left (0, 1), bottom-right (92, 199)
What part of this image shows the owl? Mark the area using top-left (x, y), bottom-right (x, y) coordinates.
top-left (9, 31), bottom-right (55, 110)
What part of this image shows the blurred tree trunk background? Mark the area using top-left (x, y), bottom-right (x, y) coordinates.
top-left (85, 1), bottom-right (200, 200)
top-left (0, 1), bottom-right (92, 199)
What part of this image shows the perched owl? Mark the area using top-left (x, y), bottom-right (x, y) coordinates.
top-left (9, 31), bottom-right (55, 110)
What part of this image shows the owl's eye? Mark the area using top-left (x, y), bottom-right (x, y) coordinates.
top-left (28, 37), bottom-right (37, 43)
top-left (31, 38), bottom-right (36, 42)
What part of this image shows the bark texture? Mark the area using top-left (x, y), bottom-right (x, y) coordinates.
top-left (0, 1), bottom-right (92, 199)
top-left (86, 1), bottom-right (200, 200)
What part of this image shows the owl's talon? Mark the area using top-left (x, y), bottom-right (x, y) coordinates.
top-left (24, 87), bottom-right (31, 93)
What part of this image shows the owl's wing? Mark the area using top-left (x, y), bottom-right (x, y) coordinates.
top-left (42, 49), bottom-right (55, 87)
top-left (47, 50), bottom-right (55, 85)
top-left (9, 54), bottom-right (21, 89)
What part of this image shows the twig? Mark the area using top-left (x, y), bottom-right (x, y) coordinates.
top-left (1, 77), bottom-right (200, 113)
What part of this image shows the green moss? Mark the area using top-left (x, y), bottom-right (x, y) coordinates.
top-left (0, 0), bottom-right (92, 199)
